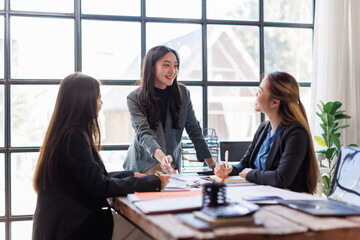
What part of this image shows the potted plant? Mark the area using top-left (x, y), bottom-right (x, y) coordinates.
top-left (313, 101), bottom-right (352, 196)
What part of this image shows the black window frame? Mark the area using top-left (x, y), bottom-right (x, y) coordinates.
top-left (0, 0), bottom-right (315, 239)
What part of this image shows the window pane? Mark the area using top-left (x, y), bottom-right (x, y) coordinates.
top-left (100, 85), bottom-right (137, 145)
top-left (147, 23), bottom-right (202, 81)
top-left (11, 17), bottom-right (74, 79)
top-left (0, 154), bottom-right (4, 216)
top-left (0, 17), bottom-right (4, 78)
top-left (11, 0), bottom-right (73, 13)
top-left (11, 85), bottom-right (58, 147)
top-left (207, 0), bottom-right (258, 21)
top-left (207, 25), bottom-right (259, 81)
top-left (11, 221), bottom-right (32, 240)
top-left (100, 150), bottom-right (127, 172)
top-left (0, 223), bottom-right (4, 240)
top-left (300, 87), bottom-right (312, 122)
top-left (11, 153), bottom-right (38, 215)
top-left (186, 86), bottom-right (203, 127)
top-left (82, 0), bottom-right (140, 16)
top-left (82, 20), bottom-right (141, 80)
top-left (0, 86), bottom-right (4, 147)
top-left (208, 86), bottom-right (260, 141)
top-left (264, 27), bottom-right (312, 82)
top-left (0, 0), bottom-right (3, 10)
top-left (146, 0), bottom-right (201, 19)
top-left (264, 0), bottom-right (313, 23)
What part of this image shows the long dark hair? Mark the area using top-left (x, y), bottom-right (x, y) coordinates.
top-left (138, 45), bottom-right (182, 130)
top-left (266, 71), bottom-right (320, 194)
top-left (33, 73), bottom-right (102, 193)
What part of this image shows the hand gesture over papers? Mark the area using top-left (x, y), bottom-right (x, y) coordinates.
top-left (214, 162), bottom-right (233, 178)
top-left (160, 155), bottom-right (177, 175)
top-left (155, 171), bottom-right (170, 190)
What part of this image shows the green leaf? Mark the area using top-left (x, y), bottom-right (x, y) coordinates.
top-left (349, 143), bottom-right (359, 147)
top-left (317, 103), bottom-right (324, 112)
top-left (331, 134), bottom-right (341, 149)
top-left (333, 110), bottom-right (345, 116)
top-left (314, 136), bottom-right (327, 146)
top-left (325, 148), bottom-right (336, 160)
top-left (324, 101), bottom-right (342, 114)
top-left (335, 114), bottom-right (351, 120)
top-left (337, 124), bottom-right (350, 129)
top-left (322, 175), bottom-right (330, 196)
top-left (316, 150), bottom-right (326, 154)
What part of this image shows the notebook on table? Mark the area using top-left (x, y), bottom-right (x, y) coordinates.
top-left (278, 199), bottom-right (360, 216)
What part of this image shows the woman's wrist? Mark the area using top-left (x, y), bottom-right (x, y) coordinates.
top-left (205, 158), bottom-right (216, 169)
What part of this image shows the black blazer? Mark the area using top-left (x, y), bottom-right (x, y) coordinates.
top-left (231, 121), bottom-right (309, 193)
top-left (32, 130), bottom-right (161, 240)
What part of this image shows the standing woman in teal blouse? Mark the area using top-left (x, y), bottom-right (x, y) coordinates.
top-left (215, 72), bottom-right (320, 194)
top-left (124, 45), bottom-right (216, 174)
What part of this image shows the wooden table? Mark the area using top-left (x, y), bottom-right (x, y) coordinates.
top-left (114, 196), bottom-right (360, 240)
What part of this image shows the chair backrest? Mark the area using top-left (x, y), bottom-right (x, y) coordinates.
top-left (328, 146), bottom-right (360, 206)
top-left (219, 141), bottom-right (251, 162)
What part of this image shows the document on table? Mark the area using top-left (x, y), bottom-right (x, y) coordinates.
top-left (128, 190), bottom-right (202, 202)
top-left (227, 185), bottom-right (321, 203)
top-left (134, 195), bottom-right (202, 214)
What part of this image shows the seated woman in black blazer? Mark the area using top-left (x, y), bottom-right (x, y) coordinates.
top-left (215, 72), bottom-right (320, 194)
top-left (32, 73), bottom-right (169, 240)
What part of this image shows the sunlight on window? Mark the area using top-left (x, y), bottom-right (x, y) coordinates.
top-left (146, 0), bottom-right (201, 19)
top-left (264, 0), bottom-right (313, 23)
top-left (100, 150), bottom-right (127, 172)
top-left (11, 153), bottom-right (38, 216)
top-left (11, 85), bottom-right (58, 147)
top-left (0, 86), bottom-right (4, 147)
top-left (82, 0), bottom-right (140, 16)
top-left (0, 17), bottom-right (4, 78)
top-left (82, 20), bottom-right (141, 80)
top-left (207, 25), bottom-right (259, 81)
top-left (11, 0), bottom-right (73, 12)
top-left (0, 154), bottom-right (4, 216)
top-left (0, 223), bottom-right (4, 240)
top-left (147, 23), bottom-right (202, 81)
top-left (208, 86), bottom-right (260, 141)
top-left (11, 17), bottom-right (74, 79)
top-left (264, 27), bottom-right (312, 82)
top-left (99, 85), bottom-right (137, 145)
top-left (207, 0), bottom-right (258, 20)
top-left (11, 221), bottom-right (33, 240)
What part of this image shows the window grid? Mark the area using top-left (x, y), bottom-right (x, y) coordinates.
top-left (0, 0), bottom-right (315, 239)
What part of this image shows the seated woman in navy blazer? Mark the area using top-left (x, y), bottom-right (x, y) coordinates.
top-left (32, 73), bottom-right (169, 240)
top-left (215, 72), bottom-right (320, 194)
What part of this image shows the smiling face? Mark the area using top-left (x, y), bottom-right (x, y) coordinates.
top-left (153, 52), bottom-right (178, 89)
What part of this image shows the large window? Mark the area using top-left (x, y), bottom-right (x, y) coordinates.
top-left (0, 0), bottom-right (314, 239)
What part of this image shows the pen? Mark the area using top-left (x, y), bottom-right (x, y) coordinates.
top-left (170, 176), bottom-right (187, 182)
top-left (221, 150), bottom-right (229, 185)
top-left (225, 150), bottom-right (229, 169)
top-left (162, 155), bottom-right (174, 175)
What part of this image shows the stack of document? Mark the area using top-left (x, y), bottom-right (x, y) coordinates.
top-left (128, 190), bottom-right (203, 214)
top-left (177, 201), bottom-right (261, 230)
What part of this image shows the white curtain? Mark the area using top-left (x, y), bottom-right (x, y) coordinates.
top-left (312, 0), bottom-right (360, 147)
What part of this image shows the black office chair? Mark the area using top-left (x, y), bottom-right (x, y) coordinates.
top-left (219, 141), bottom-right (251, 162)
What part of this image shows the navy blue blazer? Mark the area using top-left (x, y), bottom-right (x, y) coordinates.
top-left (32, 130), bottom-right (161, 240)
top-left (231, 121), bottom-right (309, 193)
